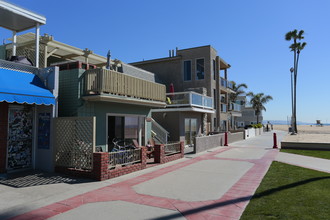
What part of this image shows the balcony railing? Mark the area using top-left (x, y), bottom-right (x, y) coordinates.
top-left (80, 69), bottom-right (166, 102)
top-left (166, 91), bottom-right (213, 109)
top-left (220, 78), bottom-right (227, 88)
top-left (229, 102), bottom-right (241, 112)
top-left (221, 104), bottom-right (227, 112)
top-left (227, 81), bottom-right (234, 90)
top-left (220, 77), bottom-right (234, 90)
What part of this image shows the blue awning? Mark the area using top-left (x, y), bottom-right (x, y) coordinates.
top-left (0, 68), bottom-right (55, 105)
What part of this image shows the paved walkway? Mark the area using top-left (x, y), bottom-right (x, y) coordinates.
top-left (1, 130), bottom-right (328, 220)
top-left (276, 152), bottom-right (330, 173)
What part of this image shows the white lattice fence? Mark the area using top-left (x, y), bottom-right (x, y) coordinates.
top-left (7, 44), bottom-right (46, 68)
top-left (54, 117), bottom-right (96, 170)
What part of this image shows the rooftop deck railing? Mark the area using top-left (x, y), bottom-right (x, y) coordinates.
top-left (80, 68), bottom-right (166, 102)
top-left (166, 91), bottom-right (213, 109)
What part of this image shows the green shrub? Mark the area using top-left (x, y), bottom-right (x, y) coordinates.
top-left (252, 123), bottom-right (262, 128)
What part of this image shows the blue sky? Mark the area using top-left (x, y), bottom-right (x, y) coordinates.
top-left (1, 0), bottom-right (330, 123)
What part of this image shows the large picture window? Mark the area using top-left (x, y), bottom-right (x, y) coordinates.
top-left (183, 60), bottom-right (192, 81)
top-left (196, 58), bottom-right (204, 80)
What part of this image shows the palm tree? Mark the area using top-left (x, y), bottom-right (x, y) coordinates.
top-left (246, 92), bottom-right (273, 124)
top-left (229, 81), bottom-right (248, 103)
top-left (285, 29), bottom-right (307, 133)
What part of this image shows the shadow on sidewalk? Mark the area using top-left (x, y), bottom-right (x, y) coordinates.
top-left (0, 170), bottom-right (93, 188)
top-left (149, 176), bottom-right (330, 220)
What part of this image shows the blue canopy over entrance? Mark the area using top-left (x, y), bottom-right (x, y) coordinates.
top-left (0, 68), bottom-right (55, 105)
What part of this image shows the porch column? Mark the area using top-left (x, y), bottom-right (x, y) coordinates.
top-left (35, 23), bottom-right (40, 68)
top-left (12, 31), bottom-right (17, 56)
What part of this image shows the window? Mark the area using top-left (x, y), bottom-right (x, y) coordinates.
top-left (196, 58), bottom-right (205, 80)
top-left (213, 59), bottom-right (216, 80)
top-left (213, 89), bottom-right (217, 109)
top-left (183, 60), bottom-right (192, 81)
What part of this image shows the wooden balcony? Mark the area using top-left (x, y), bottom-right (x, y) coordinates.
top-left (80, 68), bottom-right (166, 107)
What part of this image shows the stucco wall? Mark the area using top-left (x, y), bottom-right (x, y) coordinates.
top-left (194, 133), bottom-right (224, 153)
top-left (228, 132), bottom-right (244, 143)
top-left (152, 111), bottom-right (202, 144)
top-left (152, 112), bottom-right (180, 142)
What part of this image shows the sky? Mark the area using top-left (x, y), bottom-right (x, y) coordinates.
top-left (1, 0), bottom-right (330, 124)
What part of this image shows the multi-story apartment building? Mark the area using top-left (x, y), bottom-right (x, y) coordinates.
top-left (131, 45), bottom-right (235, 132)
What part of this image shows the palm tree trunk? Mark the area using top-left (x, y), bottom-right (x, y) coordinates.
top-left (293, 46), bottom-right (297, 133)
top-left (294, 51), bottom-right (300, 133)
top-left (256, 113), bottom-right (259, 124)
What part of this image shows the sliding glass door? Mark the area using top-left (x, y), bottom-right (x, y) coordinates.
top-left (107, 115), bottom-right (145, 151)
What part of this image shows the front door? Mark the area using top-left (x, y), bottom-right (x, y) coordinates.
top-left (185, 118), bottom-right (197, 146)
top-left (7, 106), bottom-right (34, 171)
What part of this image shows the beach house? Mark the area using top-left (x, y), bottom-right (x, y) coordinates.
top-left (1, 31), bottom-right (167, 152)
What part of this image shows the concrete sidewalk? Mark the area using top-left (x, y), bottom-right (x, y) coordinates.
top-left (2, 130), bottom-right (321, 220)
top-left (276, 152), bottom-right (330, 173)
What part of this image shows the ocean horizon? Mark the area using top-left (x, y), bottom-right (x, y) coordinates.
top-left (263, 120), bottom-right (330, 126)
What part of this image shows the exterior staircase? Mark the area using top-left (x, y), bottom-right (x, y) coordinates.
top-left (151, 118), bottom-right (169, 144)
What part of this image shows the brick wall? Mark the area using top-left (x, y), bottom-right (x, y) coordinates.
top-left (0, 102), bottom-right (8, 173)
top-left (55, 144), bottom-right (184, 181)
top-left (154, 142), bottom-right (184, 164)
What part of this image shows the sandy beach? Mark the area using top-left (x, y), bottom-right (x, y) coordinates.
top-left (273, 124), bottom-right (330, 134)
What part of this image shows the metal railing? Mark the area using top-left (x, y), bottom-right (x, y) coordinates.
top-left (229, 102), bottom-right (242, 111)
top-left (166, 91), bottom-right (213, 109)
top-left (108, 148), bottom-right (141, 168)
top-left (151, 118), bottom-right (169, 144)
top-left (0, 59), bottom-right (38, 74)
top-left (164, 142), bottom-right (181, 156)
top-left (80, 68), bottom-right (166, 102)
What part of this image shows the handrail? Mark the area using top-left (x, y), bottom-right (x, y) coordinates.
top-left (151, 118), bottom-right (169, 144)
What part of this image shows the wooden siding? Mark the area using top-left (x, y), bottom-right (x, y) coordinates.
top-left (82, 69), bottom-right (166, 102)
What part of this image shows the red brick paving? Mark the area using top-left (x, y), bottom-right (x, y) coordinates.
top-left (10, 147), bottom-right (279, 220)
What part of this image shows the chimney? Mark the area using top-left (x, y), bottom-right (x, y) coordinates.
top-left (169, 50), bottom-right (171, 57)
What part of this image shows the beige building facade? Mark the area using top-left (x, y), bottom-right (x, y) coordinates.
top-left (131, 45), bottom-right (234, 132)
